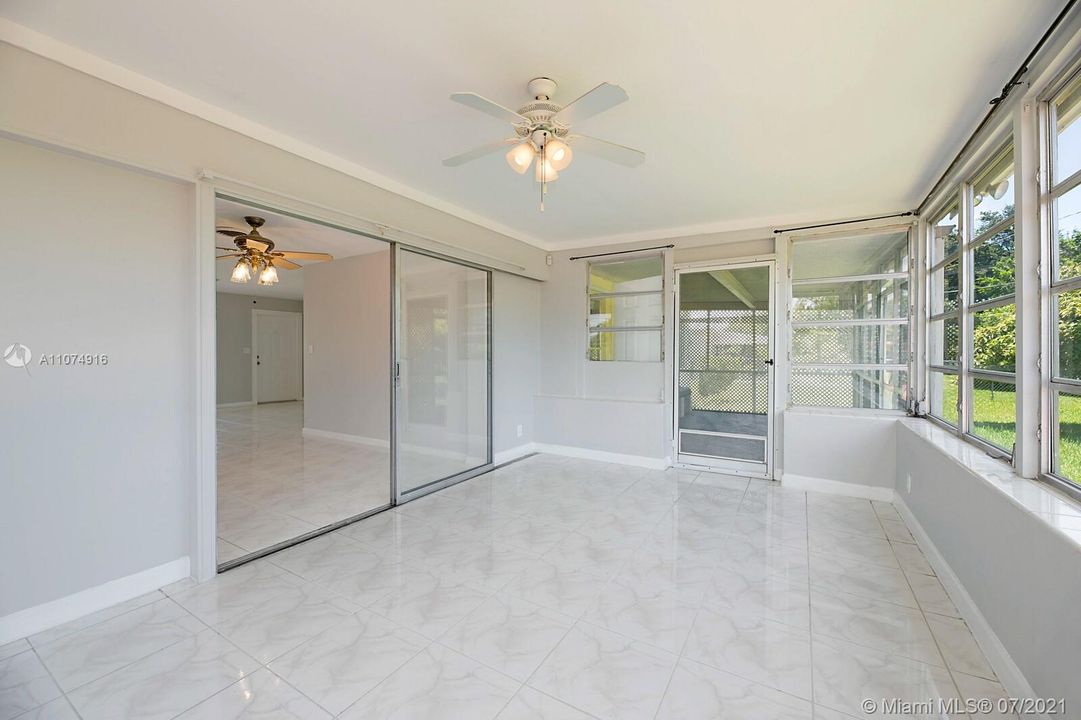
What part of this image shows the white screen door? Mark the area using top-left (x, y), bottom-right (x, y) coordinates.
top-left (674, 261), bottom-right (775, 477)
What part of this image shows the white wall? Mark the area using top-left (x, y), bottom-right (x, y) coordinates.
top-left (302, 251), bottom-right (391, 442)
top-left (0, 137), bottom-right (193, 618)
top-left (896, 421), bottom-right (1081, 712)
top-left (781, 410), bottom-right (897, 495)
top-left (492, 273), bottom-right (540, 457)
top-left (216, 293), bottom-right (303, 405)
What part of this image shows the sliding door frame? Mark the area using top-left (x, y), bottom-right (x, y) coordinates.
top-left (393, 244), bottom-right (495, 504)
top-left (195, 179), bottom-right (495, 579)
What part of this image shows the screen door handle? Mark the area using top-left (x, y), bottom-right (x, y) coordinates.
top-left (763, 358), bottom-right (774, 366)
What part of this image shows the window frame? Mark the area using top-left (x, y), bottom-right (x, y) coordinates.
top-left (927, 200), bottom-right (963, 428)
top-left (585, 252), bottom-right (665, 362)
top-left (786, 225), bottom-right (914, 411)
top-left (1040, 61), bottom-right (1081, 499)
top-left (924, 142), bottom-right (1018, 461)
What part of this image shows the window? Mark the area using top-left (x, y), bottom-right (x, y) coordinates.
top-left (788, 229), bottom-right (910, 409)
top-left (928, 202), bottom-right (961, 426)
top-left (1048, 72), bottom-right (1081, 487)
top-left (967, 146), bottom-right (1016, 453)
top-left (587, 254), bottom-right (663, 361)
top-left (926, 144), bottom-right (1017, 456)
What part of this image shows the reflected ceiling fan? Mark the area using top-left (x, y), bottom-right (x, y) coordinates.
top-left (216, 216), bottom-right (333, 286)
top-left (443, 77), bottom-right (645, 210)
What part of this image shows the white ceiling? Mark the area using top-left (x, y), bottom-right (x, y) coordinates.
top-left (1, 1), bottom-right (1063, 248)
top-left (215, 198), bottom-right (386, 300)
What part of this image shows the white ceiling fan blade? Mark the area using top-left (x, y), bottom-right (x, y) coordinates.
top-left (570, 135), bottom-right (645, 167)
top-left (450, 93), bottom-right (528, 125)
top-left (442, 139), bottom-right (514, 167)
top-left (551, 83), bottom-right (628, 126)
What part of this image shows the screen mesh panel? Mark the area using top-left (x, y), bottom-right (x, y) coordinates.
top-left (678, 309), bottom-right (768, 413)
top-left (679, 432), bottom-right (765, 462)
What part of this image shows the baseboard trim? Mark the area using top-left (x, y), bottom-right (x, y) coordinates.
top-left (494, 442), bottom-right (536, 465)
top-left (533, 443), bottom-right (669, 469)
top-left (780, 472), bottom-right (896, 502)
top-left (894, 497), bottom-right (1038, 706)
top-left (216, 401), bottom-right (254, 408)
top-left (301, 427), bottom-right (389, 448)
top-left (0, 556), bottom-right (190, 645)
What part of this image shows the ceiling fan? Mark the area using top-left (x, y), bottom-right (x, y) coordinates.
top-left (443, 77), bottom-right (645, 209)
top-left (216, 216), bottom-right (333, 286)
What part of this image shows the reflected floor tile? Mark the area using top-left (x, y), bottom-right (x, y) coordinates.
top-left (503, 560), bottom-right (611, 618)
top-left (951, 671), bottom-right (1016, 720)
top-left (656, 657), bottom-right (813, 720)
top-left (811, 634), bottom-right (960, 720)
top-left (703, 566), bottom-right (810, 630)
top-left (338, 644), bottom-right (519, 720)
top-left (266, 531), bottom-right (384, 584)
top-left (317, 557), bottom-right (431, 607)
top-left (924, 613), bottom-right (996, 680)
top-left (530, 622), bottom-right (677, 720)
top-left (175, 668), bottom-right (330, 719)
top-left (171, 560), bottom-right (304, 626)
top-left (492, 516), bottom-right (575, 556)
top-left (581, 577), bottom-right (699, 653)
top-left (36, 598), bottom-right (204, 692)
top-left (543, 532), bottom-right (637, 578)
top-left (441, 593), bottom-right (574, 682)
top-left (495, 686), bottom-right (595, 720)
top-left (906, 573), bottom-right (959, 618)
top-left (366, 569), bottom-right (490, 640)
top-left (0, 650), bottom-right (62, 720)
top-left (336, 512), bottom-right (433, 549)
top-left (13, 697), bottom-right (81, 720)
top-left (213, 583), bottom-right (358, 663)
top-left (216, 538), bottom-right (247, 564)
top-left (879, 518), bottom-right (915, 544)
top-left (684, 606), bottom-right (813, 700)
top-left (891, 542), bottom-right (934, 576)
top-left (426, 542), bottom-right (537, 594)
top-left (613, 546), bottom-right (716, 598)
top-left (716, 538), bottom-right (810, 587)
top-left (808, 529), bottom-right (897, 569)
top-left (269, 610), bottom-right (428, 715)
top-left (809, 589), bottom-right (942, 666)
top-left (67, 629), bottom-right (258, 720)
top-left (808, 554), bottom-right (916, 608)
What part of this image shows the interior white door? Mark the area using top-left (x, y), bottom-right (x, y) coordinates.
top-left (255, 312), bottom-right (302, 403)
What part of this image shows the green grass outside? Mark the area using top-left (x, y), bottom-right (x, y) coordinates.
top-left (941, 375), bottom-right (1081, 482)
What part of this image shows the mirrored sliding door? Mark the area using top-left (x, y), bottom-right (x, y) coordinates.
top-left (394, 248), bottom-right (492, 500)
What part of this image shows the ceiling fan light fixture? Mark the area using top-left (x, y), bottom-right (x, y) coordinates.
top-left (257, 261), bottom-right (279, 286)
top-left (505, 141), bottom-right (535, 174)
top-left (545, 138), bottom-right (573, 171)
top-left (534, 157), bottom-right (559, 183)
top-left (230, 258), bottom-right (252, 283)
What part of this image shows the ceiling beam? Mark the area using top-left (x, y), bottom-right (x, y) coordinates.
top-left (707, 269), bottom-right (756, 309)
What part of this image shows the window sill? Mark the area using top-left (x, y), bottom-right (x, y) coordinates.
top-left (899, 417), bottom-right (1081, 549)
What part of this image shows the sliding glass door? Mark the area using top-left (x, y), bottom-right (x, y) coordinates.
top-left (394, 248), bottom-right (492, 500)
